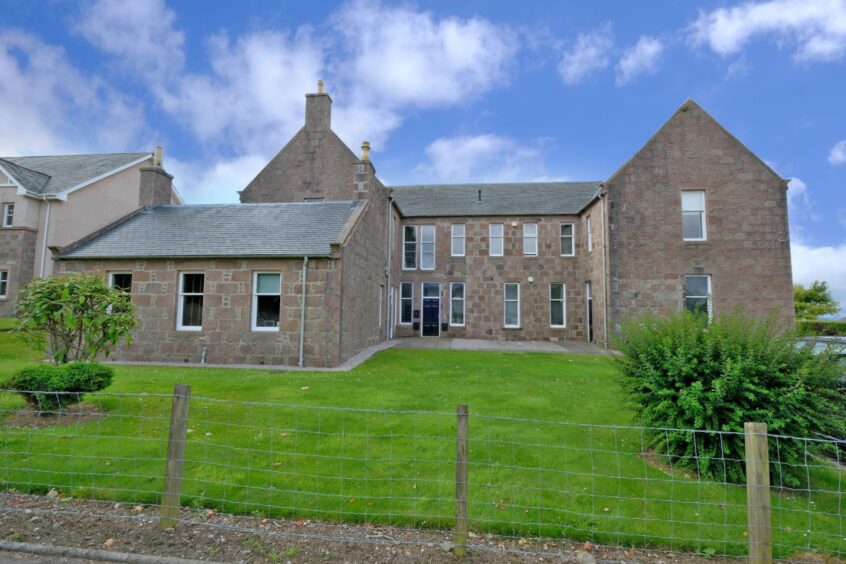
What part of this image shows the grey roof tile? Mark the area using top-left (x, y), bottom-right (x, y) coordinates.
top-left (0, 153), bottom-right (151, 195)
top-left (59, 201), bottom-right (363, 259)
top-left (389, 182), bottom-right (601, 217)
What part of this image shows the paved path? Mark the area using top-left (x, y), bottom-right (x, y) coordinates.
top-left (393, 337), bottom-right (612, 355)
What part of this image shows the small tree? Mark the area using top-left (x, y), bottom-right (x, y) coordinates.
top-left (16, 273), bottom-right (136, 364)
top-left (794, 281), bottom-right (840, 320)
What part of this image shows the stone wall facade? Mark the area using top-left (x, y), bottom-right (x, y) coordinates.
top-left (605, 100), bottom-right (794, 330)
top-left (394, 215), bottom-right (589, 341)
top-left (0, 228), bottom-right (36, 317)
top-left (57, 258), bottom-right (343, 367)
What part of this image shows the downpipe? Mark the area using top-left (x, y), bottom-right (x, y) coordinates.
top-left (298, 256), bottom-right (309, 368)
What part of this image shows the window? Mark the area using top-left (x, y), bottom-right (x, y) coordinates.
top-left (0, 270), bottom-right (7, 298)
top-left (504, 283), bottom-right (520, 328)
top-left (2, 203), bottom-right (13, 227)
top-left (177, 273), bottom-right (204, 331)
top-left (682, 191), bottom-right (707, 241)
top-left (252, 272), bottom-right (281, 331)
top-left (450, 282), bottom-right (465, 326)
top-left (109, 272), bottom-right (132, 293)
top-left (523, 223), bottom-right (538, 256)
top-left (586, 216), bottom-right (593, 252)
top-left (560, 223), bottom-right (575, 256)
top-left (489, 224), bottom-right (504, 256)
top-left (403, 226), bottom-right (417, 269)
top-left (400, 282), bottom-right (413, 324)
top-left (684, 275), bottom-right (712, 318)
top-left (420, 225), bottom-right (435, 270)
top-left (550, 283), bottom-right (566, 327)
top-left (451, 224), bottom-right (465, 257)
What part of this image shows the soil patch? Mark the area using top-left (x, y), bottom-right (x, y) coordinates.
top-left (3, 403), bottom-right (105, 428)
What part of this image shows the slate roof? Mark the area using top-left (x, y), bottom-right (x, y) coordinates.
top-left (59, 201), bottom-right (363, 259)
top-left (0, 153), bottom-right (151, 195)
top-left (389, 182), bottom-right (602, 217)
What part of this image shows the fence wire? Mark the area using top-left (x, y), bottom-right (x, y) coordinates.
top-left (1, 389), bottom-right (845, 562)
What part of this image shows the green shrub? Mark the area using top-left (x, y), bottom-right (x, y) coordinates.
top-left (6, 362), bottom-right (115, 411)
top-left (615, 311), bottom-right (846, 487)
top-left (797, 320), bottom-right (846, 337)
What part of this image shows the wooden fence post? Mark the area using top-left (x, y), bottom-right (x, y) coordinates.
top-left (160, 384), bottom-right (191, 530)
top-left (454, 404), bottom-right (469, 558)
top-left (744, 422), bottom-right (772, 564)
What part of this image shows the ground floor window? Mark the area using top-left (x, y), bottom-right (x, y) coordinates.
top-left (684, 274), bottom-right (712, 318)
top-left (109, 272), bottom-right (132, 293)
top-left (504, 283), bottom-right (520, 328)
top-left (400, 282), bottom-right (413, 324)
top-left (177, 272), bottom-right (204, 331)
top-left (252, 272), bottom-right (281, 331)
top-left (0, 270), bottom-right (7, 298)
top-left (450, 282), bottom-right (465, 326)
top-left (550, 283), bottom-right (566, 327)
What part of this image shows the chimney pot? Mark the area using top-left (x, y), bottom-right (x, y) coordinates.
top-left (361, 141), bottom-right (371, 161)
top-left (154, 145), bottom-right (163, 168)
top-left (317, 79), bottom-right (324, 94)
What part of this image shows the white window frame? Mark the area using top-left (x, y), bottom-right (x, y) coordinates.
top-left (523, 223), bottom-right (538, 256)
top-left (400, 282), bottom-right (413, 324)
top-left (684, 274), bottom-right (713, 320)
top-left (403, 225), bottom-right (417, 270)
top-left (0, 269), bottom-right (7, 298)
top-left (108, 272), bottom-right (132, 293)
top-left (586, 216), bottom-right (593, 252)
top-left (682, 190), bottom-right (707, 241)
top-left (549, 283), bottom-right (566, 328)
top-left (450, 282), bottom-right (465, 327)
top-left (177, 272), bottom-right (204, 331)
top-left (420, 224), bottom-right (435, 270)
top-left (2, 203), bottom-right (13, 227)
top-left (451, 224), bottom-right (465, 257)
top-left (489, 223), bottom-right (504, 257)
top-left (504, 283), bottom-right (520, 328)
top-left (251, 272), bottom-right (282, 332)
top-left (560, 223), bottom-right (575, 257)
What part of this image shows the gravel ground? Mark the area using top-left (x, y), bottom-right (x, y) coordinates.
top-left (0, 493), bottom-right (740, 563)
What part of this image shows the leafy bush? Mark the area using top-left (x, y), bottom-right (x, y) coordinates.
top-left (6, 362), bottom-right (114, 411)
top-left (16, 273), bottom-right (135, 364)
top-left (615, 311), bottom-right (846, 487)
top-left (797, 320), bottom-right (846, 337)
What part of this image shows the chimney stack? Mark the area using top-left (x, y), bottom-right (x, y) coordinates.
top-left (305, 80), bottom-right (332, 131)
top-left (139, 146), bottom-right (175, 207)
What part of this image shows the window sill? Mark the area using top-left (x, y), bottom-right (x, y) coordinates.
top-left (252, 328), bottom-right (280, 333)
top-left (450, 324), bottom-right (465, 328)
top-left (683, 239), bottom-right (709, 244)
top-left (550, 325), bottom-right (566, 329)
top-left (176, 327), bottom-right (202, 332)
top-left (560, 254), bottom-right (576, 258)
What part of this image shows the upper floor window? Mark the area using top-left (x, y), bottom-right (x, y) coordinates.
top-left (560, 223), bottom-right (575, 256)
top-left (403, 226), bottom-right (417, 270)
top-left (451, 224), bottom-right (465, 257)
top-left (489, 223), bottom-right (504, 256)
top-left (252, 272), bottom-right (281, 331)
top-left (177, 272), bottom-right (204, 331)
top-left (684, 274), bottom-right (712, 318)
top-left (0, 270), bottom-right (7, 298)
top-left (523, 223), bottom-right (538, 256)
top-left (2, 203), bottom-right (13, 227)
top-left (420, 225), bottom-right (435, 270)
top-left (682, 191), bottom-right (707, 241)
top-left (109, 272), bottom-right (132, 293)
top-left (586, 216), bottom-right (593, 252)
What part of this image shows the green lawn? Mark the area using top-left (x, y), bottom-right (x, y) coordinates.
top-left (1, 331), bottom-right (844, 558)
top-left (0, 317), bottom-right (17, 332)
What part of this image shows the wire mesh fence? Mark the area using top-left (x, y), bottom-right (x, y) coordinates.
top-left (1, 386), bottom-right (845, 562)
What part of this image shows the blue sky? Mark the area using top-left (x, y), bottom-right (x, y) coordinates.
top-left (1, 0), bottom-right (845, 312)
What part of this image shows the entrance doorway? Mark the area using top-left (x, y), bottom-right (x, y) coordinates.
top-left (421, 282), bottom-right (440, 337)
top-left (586, 281), bottom-right (594, 343)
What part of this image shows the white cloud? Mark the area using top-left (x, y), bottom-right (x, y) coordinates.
top-left (829, 139), bottom-right (846, 165)
top-left (557, 25), bottom-right (614, 84)
top-left (792, 239), bottom-right (846, 316)
top-left (689, 0), bottom-right (846, 62)
top-left (0, 29), bottom-right (144, 155)
top-left (75, 0), bottom-right (185, 79)
top-left (168, 154), bottom-right (268, 204)
top-left (616, 36), bottom-right (664, 85)
top-left (414, 134), bottom-right (548, 182)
